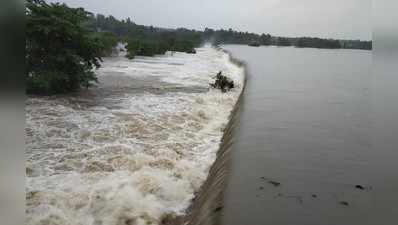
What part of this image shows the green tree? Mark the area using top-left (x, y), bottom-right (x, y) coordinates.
top-left (276, 37), bottom-right (292, 46)
top-left (26, 0), bottom-right (102, 94)
top-left (260, 33), bottom-right (272, 45)
top-left (91, 31), bottom-right (119, 56)
top-left (171, 40), bottom-right (196, 53)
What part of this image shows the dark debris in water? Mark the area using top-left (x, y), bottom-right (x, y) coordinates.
top-left (339, 201), bottom-right (349, 206)
top-left (268, 181), bottom-right (281, 187)
top-left (355, 185), bottom-right (365, 190)
top-left (260, 177), bottom-right (281, 187)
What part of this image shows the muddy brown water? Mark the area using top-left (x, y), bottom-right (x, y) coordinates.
top-left (26, 47), bottom-right (246, 225)
top-left (220, 45), bottom-right (379, 225)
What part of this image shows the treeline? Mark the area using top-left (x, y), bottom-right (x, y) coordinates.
top-left (85, 15), bottom-right (200, 57)
top-left (26, 0), bottom-right (372, 95)
top-left (84, 15), bottom-right (372, 53)
top-left (26, 0), bottom-right (200, 94)
top-left (340, 40), bottom-right (372, 50)
top-left (202, 28), bottom-right (371, 50)
top-left (286, 37), bottom-right (371, 50)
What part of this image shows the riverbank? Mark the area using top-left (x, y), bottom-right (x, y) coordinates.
top-left (26, 46), bottom-right (245, 225)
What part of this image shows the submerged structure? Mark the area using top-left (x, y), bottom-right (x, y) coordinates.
top-left (26, 46), bottom-right (245, 225)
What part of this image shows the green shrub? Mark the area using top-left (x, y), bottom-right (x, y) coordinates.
top-left (171, 40), bottom-right (195, 53)
top-left (91, 31), bottom-right (119, 56)
top-left (139, 41), bottom-right (158, 56)
top-left (210, 71), bottom-right (234, 93)
top-left (125, 39), bottom-right (139, 59)
top-left (26, 0), bottom-right (102, 95)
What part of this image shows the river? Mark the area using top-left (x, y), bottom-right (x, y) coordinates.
top-left (26, 46), bottom-right (244, 225)
top-left (221, 45), bottom-right (374, 225)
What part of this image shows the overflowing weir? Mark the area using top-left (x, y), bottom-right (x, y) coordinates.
top-left (187, 50), bottom-right (247, 225)
top-left (26, 46), bottom-right (246, 225)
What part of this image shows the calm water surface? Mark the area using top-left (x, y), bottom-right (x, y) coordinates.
top-left (221, 45), bottom-right (380, 225)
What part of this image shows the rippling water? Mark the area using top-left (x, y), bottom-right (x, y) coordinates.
top-left (26, 46), bottom-right (244, 225)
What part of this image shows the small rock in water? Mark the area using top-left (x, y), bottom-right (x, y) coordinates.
top-left (339, 201), bottom-right (349, 206)
top-left (311, 194), bottom-right (317, 198)
top-left (268, 181), bottom-right (281, 187)
top-left (259, 186), bottom-right (264, 190)
top-left (355, 185), bottom-right (365, 190)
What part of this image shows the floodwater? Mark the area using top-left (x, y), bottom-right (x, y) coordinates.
top-left (25, 46), bottom-right (244, 225)
top-left (221, 45), bottom-right (378, 225)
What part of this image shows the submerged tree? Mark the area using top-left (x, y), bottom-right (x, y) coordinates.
top-left (210, 71), bottom-right (234, 93)
top-left (90, 31), bottom-right (119, 56)
top-left (125, 38), bottom-right (196, 59)
top-left (26, 0), bottom-right (103, 94)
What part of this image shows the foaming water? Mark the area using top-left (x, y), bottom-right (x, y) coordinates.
top-left (26, 46), bottom-right (244, 225)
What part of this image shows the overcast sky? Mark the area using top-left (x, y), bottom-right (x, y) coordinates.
top-left (50, 0), bottom-right (371, 40)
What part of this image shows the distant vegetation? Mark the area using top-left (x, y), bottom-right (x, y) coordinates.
top-left (295, 37), bottom-right (341, 49)
top-left (25, 0), bottom-right (200, 94)
top-left (26, 0), bottom-right (372, 94)
top-left (203, 28), bottom-right (371, 50)
top-left (85, 14), bottom-right (200, 58)
top-left (125, 39), bottom-right (195, 59)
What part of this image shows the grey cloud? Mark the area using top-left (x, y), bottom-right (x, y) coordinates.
top-left (49, 0), bottom-right (371, 40)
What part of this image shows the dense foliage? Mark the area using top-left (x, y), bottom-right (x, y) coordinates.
top-left (86, 14), bottom-right (372, 52)
top-left (125, 39), bottom-right (196, 59)
top-left (202, 28), bottom-right (371, 50)
top-left (276, 37), bottom-right (292, 46)
top-left (26, 0), bottom-right (372, 95)
top-left (90, 31), bottom-right (119, 56)
top-left (26, 0), bottom-right (201, 94)
top-left (26, 0), bottom-right (106, 94)
top-left (340, 40), bottom-right (372, 50)
top-left (125, 40), bottom-right (166, 58)
top-left (86, 15), bottom-right (199, 58)
top-left (294, 37), bottom-right (341, 49)
top-left (210, 71), bottom-right (234, 93)
top-left (85, 14), bottom-right (372, 52)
